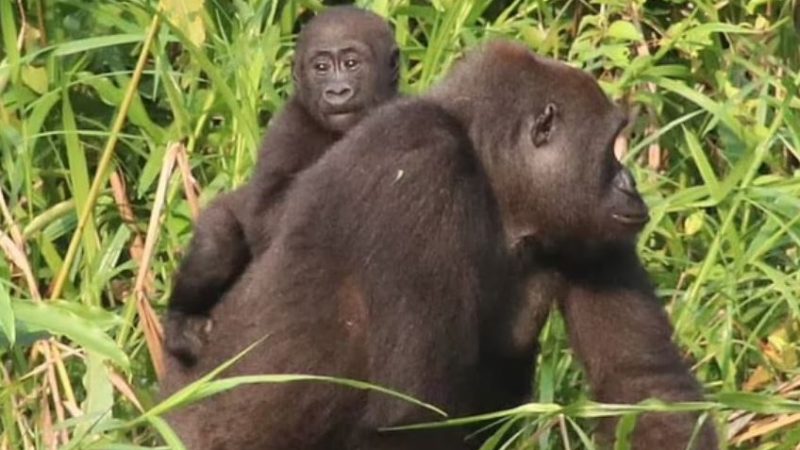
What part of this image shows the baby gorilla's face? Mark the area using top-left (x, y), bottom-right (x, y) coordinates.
top-left (295, 14), bottom-right (399, 134)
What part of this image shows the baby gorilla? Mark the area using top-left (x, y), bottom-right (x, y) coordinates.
top-left (163, 41), bottom-right (717, 450)
top-left (164, 6), bottom-right (399, 364)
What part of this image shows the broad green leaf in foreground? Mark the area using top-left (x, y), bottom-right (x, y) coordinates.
top-left (12, 300), bottom-right (129, 367)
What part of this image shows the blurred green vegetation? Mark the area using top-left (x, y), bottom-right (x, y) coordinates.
top-left (0, 0), bottom-right (799, 448)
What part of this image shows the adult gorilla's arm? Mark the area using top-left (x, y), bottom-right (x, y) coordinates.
top-left (560, 244), bottom-right (718, 450)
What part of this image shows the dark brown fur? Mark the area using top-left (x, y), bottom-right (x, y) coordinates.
top-left (162, 40), bottom-right (717, 450)
top-left (557, 245), bottom-right (717, 449)
top-left (164, 6), bottom-right (399, 365)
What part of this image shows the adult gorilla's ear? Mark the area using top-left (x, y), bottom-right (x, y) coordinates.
top-left (532, 103), bottom-right (557, 147)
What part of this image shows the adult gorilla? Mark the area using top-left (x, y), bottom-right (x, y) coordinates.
top-left (163, 40), bottom-right (717, 450)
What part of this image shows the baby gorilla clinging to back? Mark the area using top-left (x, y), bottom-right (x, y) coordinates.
top-left (165, 6), bottom-right (400, 365)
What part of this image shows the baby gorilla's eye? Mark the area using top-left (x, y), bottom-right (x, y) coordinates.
top-left (344, 59), bottom-right (360, 69)
top-left (314, 62), bottom-right (330, 72)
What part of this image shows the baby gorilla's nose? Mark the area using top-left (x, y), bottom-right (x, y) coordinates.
top-left (324, 83), bottom-right (354, 106)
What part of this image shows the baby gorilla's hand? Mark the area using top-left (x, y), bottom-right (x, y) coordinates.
top-left (165, 310), bottom-right (214, 366)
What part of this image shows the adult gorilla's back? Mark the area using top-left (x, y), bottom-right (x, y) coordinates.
top-left (163, 97), bottom-right (507, 449)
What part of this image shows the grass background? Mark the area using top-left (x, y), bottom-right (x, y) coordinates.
top-left (1, 0), bottom-right (799, 448)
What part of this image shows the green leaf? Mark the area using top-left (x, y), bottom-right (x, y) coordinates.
top-left (684, 210), bottom-right (706, 236)
top-left (62, 87), bottom-right (99, 266)
top-left (12, 300), bottom-right (129, 368)
top-left (683, 211), bottom-right (706, 236)
top-left (141, 339), bottom-right (447, 422)
top-left (658, 78), bottom-right (745, 144)
top-left (478, 416), bottom-right (519, 450)
top-left (137, 142), bottom-right (167, 197)
top-left (52, 34), bottom-right (146, 56)
top-left (74, 352), bottom-right (115, 439)
top-left (0, 0), bottom-right (21, 86)
top-left (51, 300), bottom-right (124, 331)
top-left (146, 415), bottom-right (187, 450)
top-left (88, 227), bottom-right (132, 301)
top-left (192, 373), bottom-right (448, 417)
top-left (683, 126), bottom-right (723, 202)
top-left (21, 65), bottom-right (48, 94)
top-left (613, 413), bottom-right (637, 450)
top-left (366, 0), bottom-right (390, 17)
top-left (607, 20), bottom-right (643, 42)
top-left (163, 0), bottom-right (206, 47)
top-left (75, 72), bottom-right (164, 143)
top-left (714, 392), bottom-right (800, 414)
top-left (21, 87), bottom-right (60, 153)
top-left (0, 281), bottom-right (15, 346)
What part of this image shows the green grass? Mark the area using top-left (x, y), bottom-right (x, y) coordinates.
top-left (1, 0), bottom-right (799, 448)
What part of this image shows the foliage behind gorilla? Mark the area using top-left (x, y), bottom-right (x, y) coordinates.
top-left (163, 40), bottom-right (717, 450)
top-left (164, 6), bottom-right (399, 365)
